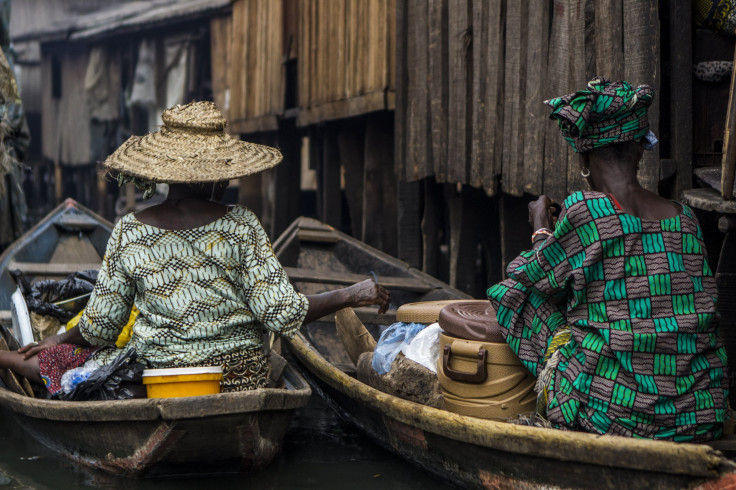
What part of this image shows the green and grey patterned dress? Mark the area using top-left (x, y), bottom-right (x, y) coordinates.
top-left (488, 191), bottom-right (728, 441)
top-left (77, 206), bottom-right (308, 391)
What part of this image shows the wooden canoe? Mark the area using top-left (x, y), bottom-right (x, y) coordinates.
top-left (0, 198), bottom-right (113, 328)
top-left (0, 363), bottom-right (311, 477)
top-left (275, 217), bottom-right (736, 489)
top-left (0, 200), bottom-right (312, 477)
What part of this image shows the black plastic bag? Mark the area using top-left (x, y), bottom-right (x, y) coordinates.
top-left (64, 348), bottom-right (148, 401)
top-left (21, 270), bottom-right (98, 323)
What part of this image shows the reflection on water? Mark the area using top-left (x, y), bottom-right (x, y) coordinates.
top-left (0, 394), bottom-right (451, 489)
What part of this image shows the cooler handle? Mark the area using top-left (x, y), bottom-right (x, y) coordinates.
top-left (442, 344), bottom-right (488, 383)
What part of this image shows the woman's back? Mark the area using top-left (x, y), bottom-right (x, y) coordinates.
top-left (84, 205), bottom-right (309, 368)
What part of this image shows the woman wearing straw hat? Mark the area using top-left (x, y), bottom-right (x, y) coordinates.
top-left (0, 101), bottom-right (389, 396)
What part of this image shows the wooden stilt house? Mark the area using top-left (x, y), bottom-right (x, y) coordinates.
top-left (210, 0), bottom-right (397, 249)
top-left (12, 0), bottom-right (231, 221)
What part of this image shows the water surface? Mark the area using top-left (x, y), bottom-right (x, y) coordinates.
top-left (0, 394), bottom-right (452, 489)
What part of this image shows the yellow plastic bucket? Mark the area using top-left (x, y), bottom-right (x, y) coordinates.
top-left (142, 367), bottom-right (223, 398)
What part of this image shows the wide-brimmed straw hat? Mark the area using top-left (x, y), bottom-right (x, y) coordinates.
top-left (104, 101), bottom-right (283, 183)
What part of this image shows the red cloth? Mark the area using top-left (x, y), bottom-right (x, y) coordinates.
top-left (38, 343), bottom-right (98, 396)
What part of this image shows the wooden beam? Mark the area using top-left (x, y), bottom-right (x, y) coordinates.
top-left (321, 128), bottom-right (342, 228)
top-left (668, 0), bottom-right (692, 199)
top-left (296, 90), bottom-right (389, 127)
top-left (394, 0), bottom-right (409, 181)
top-left (722, 42), bottom-right (736, 200)
top-left (362, 115), bottom-right (394, 252)
top-left (283, 267), bottom-right (435, 293)
top-left (269, 120), bottom-right (302, 239)
top-left (296, 229), bottom-right (340, 243)
top-left (338, 123), bottom-right (366, 240)
top-left (397, 180), bottom-right (423, 269)
top-left (8, 261), bottom-right (100, 276)
top-left (422, 178), bottom-right (442, 278)
top-left (448, 186), bottom-right (479, 294)
top-left (624, 0), bottom-right (660, 193)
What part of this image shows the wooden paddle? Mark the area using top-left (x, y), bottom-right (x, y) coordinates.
top-left (335, 307), bottom-right (377, 366)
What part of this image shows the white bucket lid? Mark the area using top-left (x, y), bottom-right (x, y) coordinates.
top-left (143, 366), bottom-right (223, 377)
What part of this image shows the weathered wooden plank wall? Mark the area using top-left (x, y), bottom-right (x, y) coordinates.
top-left (213, 0), bottom-right (284, 134)
top-left (396, 0), bottom-right (668, 203)
top-left (297, 0), bottom-right (395, 127)
top-left (41, 45), bottom-right (92, 166)
top-left (209, 14), bottom-right (231, 117)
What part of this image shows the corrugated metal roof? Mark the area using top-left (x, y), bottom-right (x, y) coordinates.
top-left (13, 0), bottom-right (232, 43)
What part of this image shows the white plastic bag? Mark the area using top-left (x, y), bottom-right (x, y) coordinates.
top-left (402, 323), bottom-right (442, 373)
top-left (372, 322), bottom-right (427, 374)
top-left (60, 360), bottom-right (100, 395)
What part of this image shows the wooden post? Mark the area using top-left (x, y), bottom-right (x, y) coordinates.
top-left (397, 180), bottom-right (422, 269)
top-left (363, 115), bottom-right (396, 254)
top-left (338, 122), bottom-right (365, 239)
top-left (321, 128), bottom-right (342, 228)
top-left (422, 177), bottom-right (443, 278)
top-left (449, 184), bottom-right (479, 295)
top-left (668, 0), bottom-right (692, 199)
top-left (270, 121), bottom-right (302, 239)
top-left (499, 193), bottom-right (532, 275)
top-left (624, 0), bottom-right (660, 193)
top-left (721, 43), bottom-right (736, 200)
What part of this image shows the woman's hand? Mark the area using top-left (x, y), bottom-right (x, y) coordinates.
top-left (16, 325), bottom-right (90, 359)
top-left (17, 334), bottom-right (62, 360)
top-left (303, 279), bottom-right (391, 324)
top-left (528, 195), bottom-right (555, 231)
top-left (345, 279), bottom-right (390, 314)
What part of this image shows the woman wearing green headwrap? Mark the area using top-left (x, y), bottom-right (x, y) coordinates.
top-left (487, 78), bottom-right (728, 442)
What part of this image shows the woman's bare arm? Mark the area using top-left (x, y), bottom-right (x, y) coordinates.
top-left (304, 279), bottom-right (389, 324)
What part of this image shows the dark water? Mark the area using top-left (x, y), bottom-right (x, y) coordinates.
top-left (0, 394), bottom-right (452, 489)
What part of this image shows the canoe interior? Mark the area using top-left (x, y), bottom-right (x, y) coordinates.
top-left (0, 199), bottom-right (112, 323)
top-left (274, 216), bottom-right (469, 329)
top-left (291, 325), bottom-right (736, 489)
top-left (274, 217), bottom-right (736, 489)
top-left (0, 363), bottom-right (311, 477)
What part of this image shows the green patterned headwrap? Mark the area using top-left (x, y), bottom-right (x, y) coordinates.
top-left (544, 77), bottom-right (654, 153)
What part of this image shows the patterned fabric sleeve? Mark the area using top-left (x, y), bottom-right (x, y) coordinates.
top-left (240, 217), bottom-right (308, 339)
top-left (506, 194), bottom-right (588, 298)
top-left (78, 219), bottom-right (136, 346)
top-left (488, 193), bottom-right (589, 375)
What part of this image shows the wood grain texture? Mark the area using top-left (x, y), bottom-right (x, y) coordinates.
top-left (566, 1), bottom-right (588, 196)
top-left (209, 15), bottom-right (231, 115)
top-left (722, 44), bottom-right (736, 200)
top-left (521, 0), bottom-right (549, 196)
top-left (405, 0), bottom-right (431, 181)
top-left (624, 0), bottom-right (660, 193)
top-left (482, 0), bottom-right (504, 195)
top-left (543, 0), bottom-right (572, 202)
top-left (226, 0), bottom-right (283, 128)
top-left (594, 0), bottom-right (624, 80)
top-left (394, 0), bottom-right (409, 180)
top-left (446, 0), bottom-right (472, 184)
top-left (501, 0), bottom-right (526, 196)
top-left (429, 0), bottom-right (448, 181)
top-left (297, 0), bottom-right (395, 125)
top-left (668, 0), bottom-right (692, 199)
top-left (469, 0), bottom-right (487, 189)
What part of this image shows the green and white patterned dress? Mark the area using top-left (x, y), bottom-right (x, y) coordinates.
top-left (488, 191), bottom-right (728, 441)
top-left (77, 206), bottom-right (308, 390)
